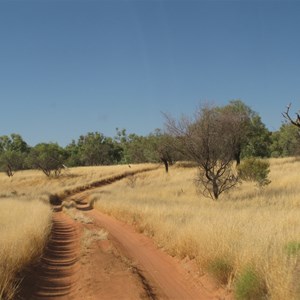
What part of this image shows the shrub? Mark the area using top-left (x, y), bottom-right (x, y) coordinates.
top-left (238, 158), bottom-right (271, 187)
top-left (234, 267), bottom-right (267, 300)
top-left (208, 258), bottom-right (233, 285)
top-left (284, 241), bottom-right (300, 256)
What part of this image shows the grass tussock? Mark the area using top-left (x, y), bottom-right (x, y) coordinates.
top-left (0, 198), bottom-right (52, 299)
top-left (92, 157), bottom-right (300, 299)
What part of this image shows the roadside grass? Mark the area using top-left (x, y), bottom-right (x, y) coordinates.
top-left (0, 164), bottom-right (155, 200)
top-left (93, 157), bottom-right (300, 300)
top-left (0, 198), bottom-right (52, 299)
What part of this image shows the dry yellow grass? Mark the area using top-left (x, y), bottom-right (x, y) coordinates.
top-left (0, 198), bottom-right (52, 299)
top-left (93, 157), bottom-right (300, 299)
top-left (0, 164), bottom-right (156, 200)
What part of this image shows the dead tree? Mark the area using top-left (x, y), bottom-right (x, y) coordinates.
top-left (282, 103), bottom-right (300, 128)
top-left (165, 105), bottom-right (240, 200)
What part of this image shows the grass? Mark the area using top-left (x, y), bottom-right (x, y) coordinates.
top-left (91, 157), bottom-right (300, 299)
top-left (0, 198), bottom-right (52, 299)
top-left (0, 164), bottom-right (156, 201)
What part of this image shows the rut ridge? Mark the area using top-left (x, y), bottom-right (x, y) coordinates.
top-left (33, 212), bottom-right (80, 299)
top-left (55, 165), bottom-right (159, 203)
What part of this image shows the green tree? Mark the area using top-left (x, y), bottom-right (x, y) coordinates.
top-left (145, 130), bottom-right (178, 172)
top-left (270, 123), bottom-right (300, 157)
top-left (65, 140), bottom-right (82, 167)
top-left (66, 132), bottom-right (122, 166)
top-left (27, 143), bottom-right (67, 176)
top-left (0, 134), bottom-right (29, 177)
top-left (221, 100), bottom-right (271, 162)
top-left (115, 128), bottom-right (178, 171)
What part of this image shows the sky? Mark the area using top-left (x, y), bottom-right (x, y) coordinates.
top-left (1, 0), bottom-right (300, 147)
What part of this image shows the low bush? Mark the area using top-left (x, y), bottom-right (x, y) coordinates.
top-left (238, 158), bottom-right (271, 187)
top-left (234, 267), bottom-right (267, 300)
top-left (208, 258), bottom-right (233, 285)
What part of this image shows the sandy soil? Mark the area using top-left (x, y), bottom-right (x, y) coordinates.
top-left (18, 204), bottom-right (232, 300)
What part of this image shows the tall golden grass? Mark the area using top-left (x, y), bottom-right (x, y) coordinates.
top-left (0, 198), bottom-right (52, 299)
top-left (93, 157), bottom-right (300, 299)
top-left (0, 164), bottom-right (156, 200)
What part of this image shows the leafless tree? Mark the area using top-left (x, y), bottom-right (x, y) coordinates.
top-left (164, 104), bottom-right (242, 200)
top-left (282, 103), bottom-right (300, 128)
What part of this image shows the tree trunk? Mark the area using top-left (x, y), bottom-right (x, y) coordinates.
top-left (212, 179), bottom-right (219, 200)
top-left (162, 158), bottom-right (169, 173)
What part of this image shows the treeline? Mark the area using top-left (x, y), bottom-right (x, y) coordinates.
top-left (0, 100), bottom-right (299, 177)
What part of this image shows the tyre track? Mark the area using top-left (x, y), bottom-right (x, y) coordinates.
top-left (33, 212), bottom-right (80, 299)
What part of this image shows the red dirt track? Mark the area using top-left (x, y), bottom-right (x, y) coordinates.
top-left (21, 206), bottom-right (231, 300)
top-left (19, 171), bottom-right (232, 299)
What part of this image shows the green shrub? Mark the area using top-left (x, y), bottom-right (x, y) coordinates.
top-left (238, 158), bottom-right (271, 187)
top-left (234, 267), bottom-right (267, 300)
top-left (284, 241), bottom-right (300, 256)
top-left (208, 258), bottom-right (233, 285)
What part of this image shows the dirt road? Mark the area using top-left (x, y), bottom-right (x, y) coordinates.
top-left (19, 204), bottom-right (231, 300)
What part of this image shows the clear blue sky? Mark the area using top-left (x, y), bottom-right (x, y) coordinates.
top-left (1, 0), bottom-right (300, 146)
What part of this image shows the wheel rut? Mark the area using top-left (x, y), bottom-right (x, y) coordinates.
top-left (33, 212), bottom-right (80, 299)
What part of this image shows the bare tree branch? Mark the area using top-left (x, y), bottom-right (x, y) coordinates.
top-left (282, 103), bottom-right (300, 128)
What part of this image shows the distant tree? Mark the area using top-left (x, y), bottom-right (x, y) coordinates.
top-left (0, 134), bottom-right (29, 177)
top-left (124, 133), bottom-right (149, 163)
top-left (165, 104), bottom-right (240, 200)
top-left (66, 132), bottom-right (122, 166)
top-left (65, 140), bottom-right (82, 167)
top-left (27, 143), bottom-right (67, 177)
top-left (220, 100), bottom-right (271, 162)
top-left (115, 128), bottom-right (178, 171)
top-left (270, 123), bottom-right (300, 157)
top-left (146, 129), bottom-right (178, 172)
top-left (0, 150), bottom-right (26, 177)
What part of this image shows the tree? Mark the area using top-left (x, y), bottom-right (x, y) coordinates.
top-left (282, 103), bottom-right (300, 128)
top-left (165, 104), bottom-right (240, 200)
top-left (0, 134), bottom-right (29, 177)
top-left (146, 130), bottom-right (178, 172)
top-left (115, 128), bottom-right (178, 171)
top-left (270, 123), bottom-right (300, 157)
top-left (220, 100), bottom-right (271, 162)
top-left (0, 150), bottom-right (26, 177)
top-left (27, 143), bottom-right (67, 177)
top-left (66, 132), bottom-right (122, 166)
